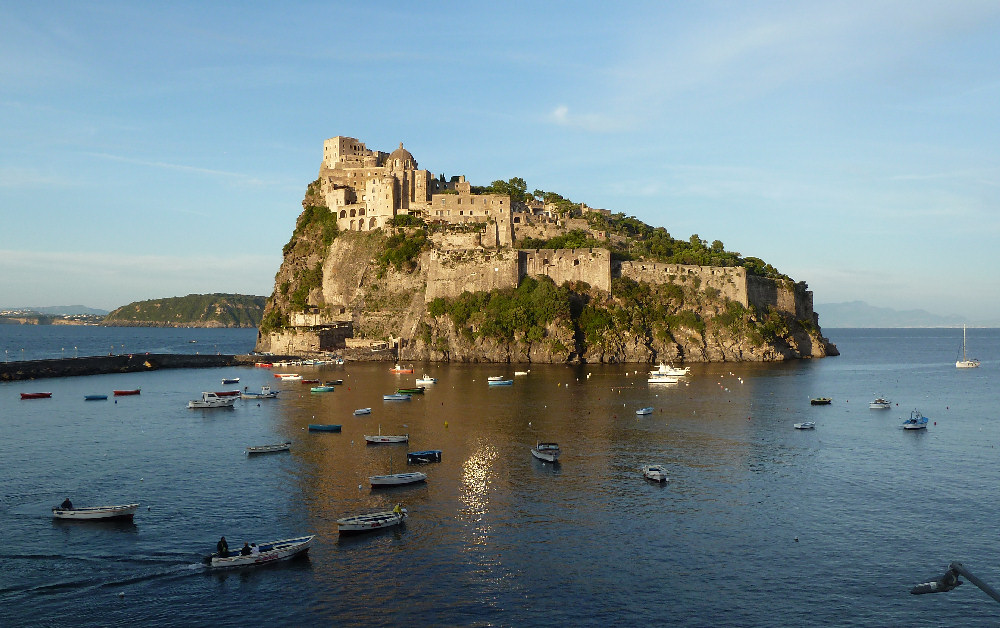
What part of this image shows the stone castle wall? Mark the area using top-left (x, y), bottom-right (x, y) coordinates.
top-left (425, 249), bottom-right (520, 302)
top-left (520, 248), bottom-right (612, 292)
top-left (618, 262), bottom-right (748, 304)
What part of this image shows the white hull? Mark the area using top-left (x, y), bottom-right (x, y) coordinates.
top-left (369, 472), bottom-right (426, 486)
top-left (648, 376), bottom-right (679, 384)
top-left (956, 360), bottom-right (980, 369)
top-left (246, 442), bottom-right (291, 454)
top-left (649, 363), bottom-right (690, 377)
top-left (531, 442), bottom-right (560, 462)
top-left (365, 434), bottom-right (408, 443)
top-left (208, 535), bottom-right (313, 568)
top-left (188, 392), bottom-right (236, 408)
top-left (794, 422), bottom-right (816, 430)
top-left (636, 407), bottom-right (654, 415)
top-left (415, 378), bottom-right (436, 385)
top-left (52, 503), bottom-right (139, 520)
top-left (353, 408), bottom-right (372, 415)
top-left (642, 465), bottom-right (668, 482)
top-left (337, 509), bottom-right (407, 532)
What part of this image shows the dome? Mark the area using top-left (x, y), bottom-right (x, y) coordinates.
top-left (387, 142), bottom-right (416, 169)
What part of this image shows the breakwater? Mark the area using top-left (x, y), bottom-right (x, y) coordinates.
top-left (0, 353), bottom-right (268, 382)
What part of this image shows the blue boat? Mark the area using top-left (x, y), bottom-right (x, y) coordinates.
top-left (487, 379), bottom-right (513, 386)
top-left (308, 424), bottom-right (342, 432)
top-left (310, 386), bottom-right (335, 393)
top-left (407, 450), bottom-right (442, 464)
top-left (383, 394), bottom-right (411, 401)
top-left (84, 394), bottom-right (108, 401)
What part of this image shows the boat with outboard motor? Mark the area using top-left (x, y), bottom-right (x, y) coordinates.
top-left (205, 535), bottom-right (314, 569)
top-left (531, 441), bottom-right (560, 462)
top-left (52, 502), bottom-right (139, 520)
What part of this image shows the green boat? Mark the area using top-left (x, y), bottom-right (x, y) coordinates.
top-left (395, 387), bottom-right (425, 395)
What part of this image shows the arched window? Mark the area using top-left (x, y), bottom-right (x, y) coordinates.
top-left (350, 209), bottom-right (356, 217)
top-left (340, 210), bottom-right (346, 218)
top-left (369, 217), bottom-right (377, 229)
top-left (359, 208), bottom-right (365, 216)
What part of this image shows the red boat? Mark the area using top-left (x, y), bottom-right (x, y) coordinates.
top-left (113, 389), bottom-right (141, 396)
top-left (301, 379), bottom-right (320, 384)
top-left (20, 392), bottom-right (52, 400)
top-left (213, 390), bottom-right (241, 397)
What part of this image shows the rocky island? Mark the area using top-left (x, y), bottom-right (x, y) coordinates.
top-left (255, 136), bottom-right (838, 363)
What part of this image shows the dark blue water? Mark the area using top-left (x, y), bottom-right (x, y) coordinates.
top-left (1, 327), bottom-right (999, 626)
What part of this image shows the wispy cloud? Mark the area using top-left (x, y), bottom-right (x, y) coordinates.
top-left (87, 152), bottom-right (269, 186)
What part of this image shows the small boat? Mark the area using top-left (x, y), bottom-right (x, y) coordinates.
top-left (206, 535), bottom-right (314, 569)
top-left (650, 363), bottom-right (690, 377)
top-left (531, 441), bottom-right (560, 462)
top-left (301, 379), bottom-right (321, 384)
top-left (279, 374), bottom-right (302, 381)
top-left (870, 398), bottom-right (891, 410)
top-left (365, 426), bottom-right (408, 444)
top-left (310, 385), bottom-right (335, 393)
top-left (84, 394), bottom-right (108, 401)
top-left (273, 373), bottom-right (297, 378)
top-left (213, 390), bottom-right (241, 397)
top-left (487, 376), bottom-right (505, 381)
top-left (52, 502), bottom-right (139, 520)
top-left (246, 441), bottom-right (292, 454)
top-left (642, 464), bottom-right (669, 482)
top-left (514, 371), bottom-right (529, 376)
top-left (188, 392), bottom-right (237, 409)
top-left (324, 379), bottom-right (343, 386)
top-left (308, 424), bottom-right (341, 432)
top-left (903, 410), bottom-right (929, 430)
top-left (810, 397), bottom-right (832, 405)
top-left (794, 422), bottom-right (816, 430)
top-left (337, 507), bottom-right (407, 534)
top-left (369, 472), bottom-right (427, 487)
top-left (113, 389), bottom-right (141, 396)
top-left (407, 450), bottom-right (442, 464)
top-left (636, 407), bottom-right (654, 415)
top-left (221, 377), bottom-right (240, 384)
top-left (383, 393), bottom-right (412, 401)
top-left (390, 364), bottom-right (414, 374)
top-left (242, 386), bottom-right (279, 399)
top-left (487, 379), bottom-right (513, 386)
top-left (415, 375), bottom-right (437, 385)
top-left (395, 387), bottom-right (425, 395)
top-left (353, 408), bottom-right (372, 416)
top-left (956, 324), bottom-right (980, 368)
top-left (20, 392), bottom-right (52, 400)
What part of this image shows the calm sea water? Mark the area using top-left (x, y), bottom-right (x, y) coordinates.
top-left (1, 327), bottom-right (999, 627)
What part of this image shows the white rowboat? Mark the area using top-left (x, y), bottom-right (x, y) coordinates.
top-left (246, 441), bottom-right (291, 454)
top-left (206, 535), bottom-right (314, 569)
top-left (337, 508), bottom-right (408, 533)
top-left (642, 464), bottom-right (669, 482)
top-left (52, 503), bottom-right (139, 520)
top-left (531, 441), bottom-right (560, 462)
top-left (369, 472), bottom-right (427, 486)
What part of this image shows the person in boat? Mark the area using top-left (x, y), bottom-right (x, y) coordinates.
top-left (393, 503), bottom-right (403, 516)
top-left (217, 536), bottom-right (229, 557)
top-left (60, 498), bottom-right (73, 510)
top-left (240, 542), bottom-right (252, 556)
top-left (250, 543), bottom-right (259, 556)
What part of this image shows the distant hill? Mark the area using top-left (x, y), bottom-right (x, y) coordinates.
top-left (815, 301), bottom-right (986, 328)
top-left (103, 294), bottom-right (267, 328)
top-left (3, 305), bottom-right (108, 316)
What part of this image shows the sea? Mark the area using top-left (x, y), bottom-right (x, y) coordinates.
top-left (1, 325), bottom-right (999, 627)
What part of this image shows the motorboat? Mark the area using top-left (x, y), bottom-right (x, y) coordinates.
top-left (487, 379), bottom-right (513, 386)
top-left (869, 398), bottom-right (891, 410)
top-left (188, 392), bottom-right (236, 409)
top-left (810, 397), bottom-right (832, 405)
top-left (20, 392), bottom-right (52, 399)
top-left (903, 410), bottom-right (929, 430)
top-left (337, 507), bottom-right (408, 534)
top-left (531, 441), bottom-right (560, 462)
top-left (415, 375), bottom-right (437, 385)
top-left (642, 464), bottom-right (669, 482)
top-left (206, 535), bottom-right (314, 569)
top-left (84, 394), bottom-right (108, 401)
top-left (353, 408), bottom-right (372, 416)
top-left (113, 389), bottom-right (141, 396)
top-left (407, 450), bottom-right (442, 464)
top-left (794, 422), bottom-right (816, 430)
top-left (52, 502), bottom-right (139, 520)
top-left (487, 376), bottom-right (505, 381)
top-left (310, 385), bottom-right (335, 393)
top-left (308, 424), bottom-right (341, 432)
top-left (246, 441), bottom-right (292, 454)
top-left (649, 363), bottom-right (690, 377)
top-left (369, 472), bottom-right (427, 487)
top-left (383, 393), bottom-right (412, 401)
top-left (390, 364), bottom-right (414, 374)
top-left (636, 407), bottom-right (654, 415)
top-left (514, 370), bottom-right (530, 376)
top-left (242, 386), bottom-right (279, 399)
top-left (956, 324), bottom-right (980, 368)
top-left (279, 374), bottom-right (302, 381)
top-left (221, 377), bottom-right (240, 384)
top-left (365, 426), bottom-right (408, 444)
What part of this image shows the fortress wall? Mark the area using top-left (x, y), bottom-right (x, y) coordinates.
top-left (746, 276), bottom-right (814, 319)
top-left (513, 220), bottom-right (566, 242)
top-left (425, 249), bottom-right (520, 302)
top-left (519, 248), bottom-right (612, 292)
top-left (431, 231), bottom-right (482, 250)
top-left (427, 193), bottom-right (513, 246)
top-left (618, 263), bottom-right (748, 304)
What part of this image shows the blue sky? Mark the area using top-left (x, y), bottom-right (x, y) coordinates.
top-left (2, 2), bottom-right (999, 323)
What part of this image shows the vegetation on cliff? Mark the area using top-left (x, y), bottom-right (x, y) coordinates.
top-left (103, 294), bottom-right (266, 327)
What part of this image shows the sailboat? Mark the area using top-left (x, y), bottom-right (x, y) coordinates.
top-left (956, 325), bottom-right (980, 369)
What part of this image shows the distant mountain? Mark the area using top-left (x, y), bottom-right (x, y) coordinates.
top-left (815, 301), bottom-right (980, 328)
top-left (103, 294), bottom-right (267, 328)
top-left (5, 305), bottom-right (109, 316)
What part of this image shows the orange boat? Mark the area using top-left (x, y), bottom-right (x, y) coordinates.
top-left (389, 364), bottom-right (413, 374)
top-left (113, 389), bottom-right (141, 396)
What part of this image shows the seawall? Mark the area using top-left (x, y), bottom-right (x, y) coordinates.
top-left (0, 353), bottom-right (268, 382)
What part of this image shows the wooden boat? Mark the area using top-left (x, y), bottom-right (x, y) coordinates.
top-left (642, 464), bottom-right (669, 482)
top-left (487, 379), bottom-right (513, 386)
top-left (415, 375), bottom-right (437, 385)
top-left (84, 394), bottom-right (108, 401)
top-left (365, 426), bottom-right (408, 444)
top-left (206, 535), bottom-right (314, 569)
top-left (390, 364), bottom-right (414, 374)
top-left (113, 389), bottom-right (141, 396)
top-left (636, 407), bottom-right (654, 415)
top-left (369, 472), bottom-right (427, 487)
top-left (810, 397), bottom-right (832, 405)
top-left (52, 502), bottom-right (139, 520)
top-left (794, 422), bottom-right (816, 430)
top-left (407, 450), bottom-right (442, 464)
top-left (353, 408), bottom-right (372, 416)
top-left (242, 386), bottom-right (279, 399)
top-left (221, 377), bottom-right (240, 384)
top-left (188, 392), bottom-right (236, 408)
top-left (869, 398), bottom-right (891, 410)
top-left (301, 379), bottom-right (321, 384)
top-left (213, 390), bottom-right (241, 397)
top-left (308, 424), bottom-right (341, 432)
top-left (395, 387), bottom-right (425, 395)
top-left (246, 441), bottom-right (292, 454)
top-left (20, 392), bottom-right (52, 399)
top-left (324, 379), bottom-right (343, 386)
top-left (531, 441), bottom-right (560, 462)
top-left (383, 393), bottom-right (411, 401)
top-left (310, 385), bottom-right (335, 393)
top-left (337, 508), bottom-right (407, 534)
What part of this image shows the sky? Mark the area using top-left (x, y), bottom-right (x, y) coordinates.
top-left (2, 1), bottom-right (999, 323)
